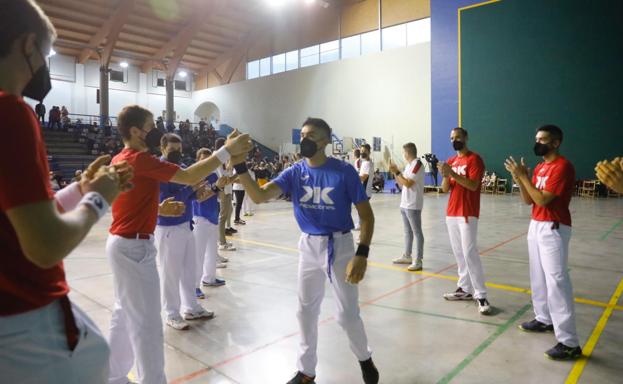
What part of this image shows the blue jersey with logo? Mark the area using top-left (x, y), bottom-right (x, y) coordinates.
top-left (272, 158), bottom-right (368, 235)
top-left (157, 161), bottom-right (196, 226)
top-left (192, 173), bottom-right (220, 225)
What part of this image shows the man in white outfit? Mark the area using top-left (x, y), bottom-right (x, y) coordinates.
top-left (505, 124), bottom-right (582, 360)
top-left (355, 144), bottom-right (373, 231)
top-left (389, 143), bottom-right (425, 271)
top-left (234, 118), bottom-right (379, 384)
top-left (155, 134), bottom-right (214, 331)
top-left (438, 127), bottom-right (491, 315)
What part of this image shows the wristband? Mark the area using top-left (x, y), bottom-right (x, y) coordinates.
top-left (214, 146), bottom-right (231, 164)
top-left (211, 185), bottom-right (221, 193)
top-left (54, 182), bottom-right (82, 212)
top-left (79, 192), bottom-right (109, 220)
top-left (233, 162), bottom-right (248, 175)
top-left (356, 244), bottom-right (370, 258)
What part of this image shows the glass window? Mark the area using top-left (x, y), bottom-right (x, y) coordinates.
top-left (247, 60), bottom-right (259, 79)
top-left (407, 18), bottom-right (431, 45)
top-left (272, 53), bottom-right (286, 74)
top-left (382, 23), bottom-right (407, 50)
top-left (300, 45), bottom-right (319, 68)
top-left (286, 50), bottom-right (299, 71)
top-left (341, 35), bottom-right (361, 59)
top-left (361, 30), bottom-right (380, 55)
top-left (320, 40), bottom-right (339, 63)
top-left (259, 57), bottom-right (271, 77)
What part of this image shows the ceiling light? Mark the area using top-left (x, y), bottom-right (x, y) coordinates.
top-left (120, 61), bottom-right (129, 68)
top-left (179, 71), bottom-right (187, 78)
top-left (48, 48), bottom-right (56, 57)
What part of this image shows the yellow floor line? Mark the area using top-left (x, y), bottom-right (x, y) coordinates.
top-left (230, 237), bottom-right (623, 311)
top-left (565, 277), bottom-right (623, 384)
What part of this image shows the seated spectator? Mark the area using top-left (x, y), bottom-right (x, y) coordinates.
top-left (156, 116), bottom-right (165, 132)
top-left (372, 169), bottom-right (385, 193)
top-left (72, 170), bottom-right (82, 183)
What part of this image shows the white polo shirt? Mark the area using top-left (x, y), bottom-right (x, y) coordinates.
top-left (359, 158), bottom-right (373, 198)
top-left (400, 159), bottom-right (425, 210)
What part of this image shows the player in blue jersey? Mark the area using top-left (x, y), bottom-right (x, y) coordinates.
top-left (232, 118), bottom-right (379, 384)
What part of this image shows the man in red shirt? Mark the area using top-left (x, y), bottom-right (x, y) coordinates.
top-left (106, 105), bottom-right (251, 384)
top-left (0, 1), bottom-right (131, 382)
top-left (438, 127), bottom-right (492, 315)
top-left (504, 125), bottom-right (581, 360)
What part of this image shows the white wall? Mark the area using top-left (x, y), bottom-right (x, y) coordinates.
top-left (191, 43), bottom-right (431, 166)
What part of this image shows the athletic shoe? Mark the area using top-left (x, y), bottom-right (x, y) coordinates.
top-left (443, 287), bottom-right (474, 301)
top-left (286, 372), bottom-right (315, 384)
top-left (477, 298), bottom-right (492, 315)
top-left (407, 259), bottom-right (423, 271)
top-left (202, 278), bottom-right (226, 287)
top-left (183, 309), bottom-right (215, 320)
top-left (195, 288), bottom-right (205, 299)
top-left (218, 254), bottom-right (229, 262)
top-left (216, 262), bottom-right (227, 269)
top-left (519, 319), bottom-right (554, 333)
top-left (392, 255), bottom-right (412, 264)
top-left (545, 343), bottom-right (582, 360)
top-left (226, 227), bottom-right (238, 234)
top-left (359, 358), bottom-right (380, 384)
top-left (234, 219), bottom-right (246, 225)
top-left (219, 243), bottom-right (236, 251)
top-left (166, 317), bottom-right (189, 330)
top-left (244, 212), bottom-right (254, 216)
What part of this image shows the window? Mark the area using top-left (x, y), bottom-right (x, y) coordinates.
top-left (259, 57), bottom-right (271, 77)
top-left (156, 78), bottom-right (165, 87)
top-left (174, 80), bottom-right (187, 91)
top-left (272, 53), bottom-right (286, 74)
top-left (300, 45), bottom-right (319, 68)
top-left (247, 60), bottom-right (259, 79)
top-left (286, 50), bottom-right (298, 71)
top-left (109, 69), bottom-right (125, 82)
top-left (320, 40), bottom-right (339, 63)
top-left (382, 24), bottom-right (407, 50)
top-left (407, 18), bottom-right (431, 45)
top-left (341, 35), bottom-right (360, 59)
top-left (361, 30), bottom-right (380, 55)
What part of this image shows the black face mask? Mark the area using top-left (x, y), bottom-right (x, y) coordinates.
top-left (533, 142), bottom-right (551, 156)
top-left (22, 45), bottom-right (51, 102)
top-left (361, 153), bottom-right (369, 159)
top-left (166, 150), bottom-right (182, 164)
top-left (452, 140), bottom-right (465, 151)
top-left (142, 128), bottom-right (163, 150)
top-left (300, 138), bottom-right (319, 158)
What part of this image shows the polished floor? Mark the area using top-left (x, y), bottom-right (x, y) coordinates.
top-left (65, 192), bottom-right (623, 384)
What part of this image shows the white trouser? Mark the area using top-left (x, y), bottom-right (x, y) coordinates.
top-left (193, 217), bottom-right (219, 284)
top-left (0, 299), bottom-right (109, 384)
top-left (528, 220), bottom-right (579, 347)
top-left (106, 234), bottom-right (167, 384)
top-left (242, 193), bottom-right (254, 214)
top-left (155, 223), bottom-right (203, 319)
top-left (446, 216), bottom-right (487, 299)
top-left (297, 232), bottom-right (372, 377)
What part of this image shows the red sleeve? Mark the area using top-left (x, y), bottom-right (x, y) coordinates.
top-left (135, 152), bottom-right (179, 182)
top-left (543, 163), bottom-right (573, 197)
top-left (0, 99), bottom-right (53, 210)
top-left (467, 154), bottom-right (485, 182)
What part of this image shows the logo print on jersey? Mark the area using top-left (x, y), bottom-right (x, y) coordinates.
top-left (452, 165), bottom-right (467, 176)
top-left (536, 176), bottom-right (548, 190)
top-left (300, 186), bottom-right (335, 205)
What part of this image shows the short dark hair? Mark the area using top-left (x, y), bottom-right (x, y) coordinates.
top-left (161, 133), bottom-right (181, 149)
top-left (117, 105), bottom-right (153, 140)
top-left (0, 0), bottom-right (56, 58)
top-left (362, 144), bottom-right (371, 152)
top-left (196, 147), bottom-right (212, 161)
top-left (215, 137), bottom-right (225, 149)
top-left (536, 124), bottom-right (563, 144)
top-left (452, 127), bottom-right (468, 138)
top-left (403, 142), bottom-right (417, 157)
top-left (354, 149), bottom-right (360, 157)
top-left (302, 117), bottom-right (332, 139)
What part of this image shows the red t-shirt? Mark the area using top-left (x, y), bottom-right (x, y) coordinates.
top-left (446, 151), bottom-right (485, 218)
top-left (531, 156), bottom-right (575, 226)
top-left (110, 148), bottom-right (179, 235)
top-left (0, 91), bottom-right (69, 315)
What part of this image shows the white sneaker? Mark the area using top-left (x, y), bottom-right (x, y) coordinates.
top-left (166, 317), bottom-right (189, 330)
top-left (407, 259), bottom-right (423, 271)
top-left (219, 243), bottom-right (236, 251)
top-left (392, 255), bottom-right (412, 264)
top-left (477, 298), bottom-right (492, 315)
top-left (218, 254), bottom-right (229, 263)
top-left (216, 262), bottom-right (227, 269)
top-left (183, 309), bottom-right (215, 320)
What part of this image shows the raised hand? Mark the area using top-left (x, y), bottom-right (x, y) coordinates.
top-left (595, 159), bottom-right (623, 194)
top-left (388, 161), bottom-right (399, 174)
top-left (225, 129), bottom-right (253, 157)
top-left (158, 197), bottom-right (186, 217)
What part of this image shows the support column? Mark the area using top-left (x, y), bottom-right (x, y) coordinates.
top-left (99, 65), bottom-right (109, 125)
top-left (165, 75), bottom-right (175, 128)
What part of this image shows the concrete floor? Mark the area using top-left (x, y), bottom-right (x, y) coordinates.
top-left (65, 192), bottom-right (623, 384)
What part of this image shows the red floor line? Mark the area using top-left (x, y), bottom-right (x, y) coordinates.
top-left (169, 232), bottom-right (525, 383)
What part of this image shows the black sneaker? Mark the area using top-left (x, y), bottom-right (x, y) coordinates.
top-left (286, 372), bottom-right (315, 384)
top-left (226, 227), bottom-right (238, 234)
top-left (234, 219), bottom-right (246, 225)
top-left (359, 358), bottom-right (379, 384)
top-left (545, 342), bottom-right (582, 360)
top-left (519, 319), bottom-right (554, 333)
